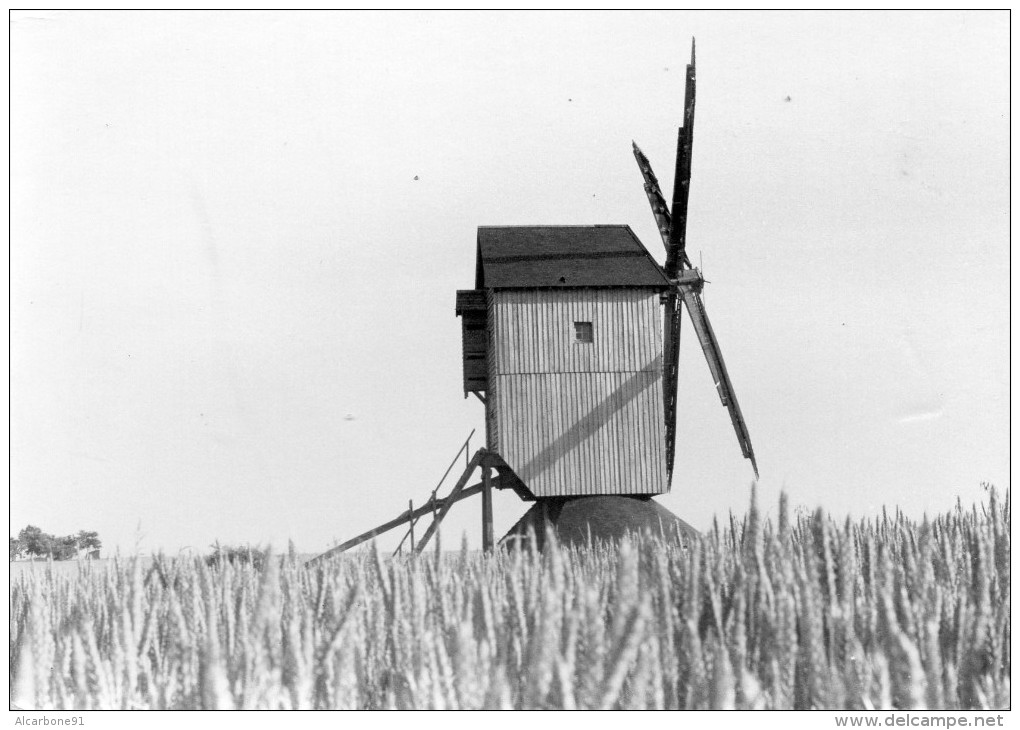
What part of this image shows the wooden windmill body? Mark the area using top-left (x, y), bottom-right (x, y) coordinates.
top-left (310, 43), bottom-right (755, 562)
top-left (456, 225), bottom-right (671, 499)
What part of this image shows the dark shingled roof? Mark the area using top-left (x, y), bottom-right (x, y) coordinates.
top-left (475, 225), bottom-right (670, 289)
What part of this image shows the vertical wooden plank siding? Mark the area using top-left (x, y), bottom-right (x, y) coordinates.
top-left (489, 288), bottom-right (667, 497)
top-left (486, 291), bottom-right (499, 452)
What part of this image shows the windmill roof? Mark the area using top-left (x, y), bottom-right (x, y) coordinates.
top-left (475, 225), bottom-right (670, 289)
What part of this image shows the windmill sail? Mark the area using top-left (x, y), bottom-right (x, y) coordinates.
top-left (667, 39), bottom-right (696, 274)
top-left (679, 285), bottom-right (758, 477)
top-left (632, 142), bottom-right (672, 251)
top-left (663, 41), bottom-right (698, 485)
top-left (662, 288), bottom-right (682, 484)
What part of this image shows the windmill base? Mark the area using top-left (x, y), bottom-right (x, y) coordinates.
top-left (500, 495), bottom-right (698, 550)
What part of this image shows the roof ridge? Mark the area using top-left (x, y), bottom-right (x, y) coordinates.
top-left (476, 224), bottom-right (631, 229)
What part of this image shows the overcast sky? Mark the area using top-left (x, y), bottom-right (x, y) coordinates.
top-left (10, 10), bottom-right (1009, 555)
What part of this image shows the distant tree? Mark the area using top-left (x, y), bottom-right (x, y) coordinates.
top-left (206, 542), bottom-right (268, 570)
top-left (77, 530), bottom-right (101, 556)
top-left (51, 535), bottom-right (80, 561)
top-left (12, 526), bottom-right (103, 560)
top-left (18, 525), bottom-right (51, 558)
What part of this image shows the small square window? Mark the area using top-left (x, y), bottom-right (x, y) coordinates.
top-left (574, 321), bottom-right (593, 344)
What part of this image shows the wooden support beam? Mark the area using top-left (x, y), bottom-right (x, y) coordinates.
top-left (408, 499), bottom-right (415, 551)
top-left (415, 450), bottom-right (486, 554)
top-left (481, 451), bottom-right (508, 471)
top-left (307, 478), bottom-right (491, 564)
top-left (393, 498), bottom-right (420, 555)
top-left (481, 464), bottom-right (494, 551)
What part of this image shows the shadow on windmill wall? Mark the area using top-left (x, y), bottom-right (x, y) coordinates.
top-left (501, 353), bottom-right (666, 497)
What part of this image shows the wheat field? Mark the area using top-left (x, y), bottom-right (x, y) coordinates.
top-left (9, 488), bottom-right (1010, 710)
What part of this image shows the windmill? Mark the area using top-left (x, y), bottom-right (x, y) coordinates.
top-left (309, 42), bottom-right (756, 562)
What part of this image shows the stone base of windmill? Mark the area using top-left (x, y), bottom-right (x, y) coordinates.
top-left (500, 495), bottom-right (698, 550)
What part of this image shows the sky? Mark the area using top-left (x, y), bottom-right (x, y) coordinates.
top-left (9, 10), bottom-right (1010, 556)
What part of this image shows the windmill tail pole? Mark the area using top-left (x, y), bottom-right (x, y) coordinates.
top-left (307, 477), bottom-right (492, 566)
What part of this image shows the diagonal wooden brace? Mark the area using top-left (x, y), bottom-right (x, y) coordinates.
top-left (413, 449), bottom-right (487, 553)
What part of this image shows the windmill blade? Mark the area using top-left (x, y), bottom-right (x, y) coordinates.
top-left (663, 290), bottom-right (682, 486)
top-left (679, 282), bottom-right (758, 477)
top-left (661, 39), bottom-right (698, 483)
top-left (640, 39), bottom-right (697, 485)
top-left (666, 38), bottom-right (697, 277)
top-left (632, 142), bottom-right (672, 252)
